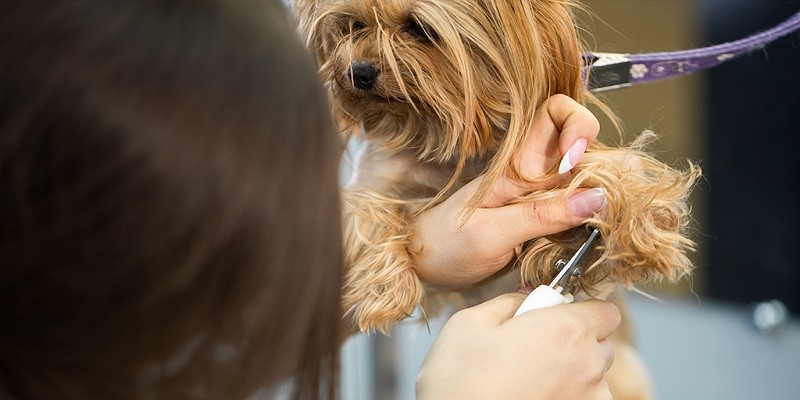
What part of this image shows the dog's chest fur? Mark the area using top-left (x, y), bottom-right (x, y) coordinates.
top-left (347, 139), bottom-right (487, 199)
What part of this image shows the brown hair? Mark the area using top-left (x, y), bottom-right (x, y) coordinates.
top-left (0, 1), bottom-right (342, 398)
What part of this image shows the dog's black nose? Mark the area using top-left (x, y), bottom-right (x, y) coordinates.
top-left (349, 62), bottom-right (379, 90)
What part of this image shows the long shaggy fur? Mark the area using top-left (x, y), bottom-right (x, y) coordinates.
top-left (290, 0), bottom-right (701, 337)
top-left (517, 133), bottom-right (701, 294)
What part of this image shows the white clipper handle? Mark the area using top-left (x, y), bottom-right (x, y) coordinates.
top-left (513, 285), bottom-right (575, 317)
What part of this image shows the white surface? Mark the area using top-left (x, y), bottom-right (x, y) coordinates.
top-left (628, 294), bottom-right (800, 400)
top-left (339, 333), bottom-right (375, 400)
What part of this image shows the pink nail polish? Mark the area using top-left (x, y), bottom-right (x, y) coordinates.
top-left (558, 138), bottom-right (588, 174)
top-left (568, 188), bottom-right (606, 217)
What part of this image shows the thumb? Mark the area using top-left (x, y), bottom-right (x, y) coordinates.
top-left (481, 188), bottom-right (607, 246)
top-left (468, 292), bottom-right (527, 326)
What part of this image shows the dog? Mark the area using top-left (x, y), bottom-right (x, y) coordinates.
top-left (292, 0), bottom-right (701, 398)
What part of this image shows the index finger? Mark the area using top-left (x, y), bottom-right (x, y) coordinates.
top-left (466, 292), bottom-right (528, 326)
top-left (486, 95), bottom-right (600, 207)
top-left (544, 94), bottom-right (601, 157)
top-left (565, 299), bottom-right (622, 340)
top-left (516, 95), bottom-right (600, 178)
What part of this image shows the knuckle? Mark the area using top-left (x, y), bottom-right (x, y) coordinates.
top-left (496, 293), bottom-right (525, 310)
top-left (460, 213), bottom-right (497, 258)
top-left (448, 308), bottom-right (478, 327)
top-left (522, 200), bottom-right (558, 229)
top-left (548, 93), bottom-right (572, 106)
top-left (557, 311), bottom-right (587, 336)
top-left (562, 311), bottom-right (595, 342)
top-left (600, 301), bottom-right (622, 328)
top-left (546, 93), bottom-right (599, 136)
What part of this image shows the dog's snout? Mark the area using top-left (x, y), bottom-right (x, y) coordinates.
top-left (349, 62), bottom-right (379, 90)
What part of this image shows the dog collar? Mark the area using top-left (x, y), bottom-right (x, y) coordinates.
top-left (584, 10), bottom-right (800, 92)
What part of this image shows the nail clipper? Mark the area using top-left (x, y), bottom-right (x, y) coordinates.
top-left (513, 228), bottom-right (600, 317)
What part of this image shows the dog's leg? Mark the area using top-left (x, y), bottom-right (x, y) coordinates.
top-left (569, 285), bottom-right (653, 400)
top-left (341, 188), bottom-right (425, 333)
top-left (605, 289), bottom-right (654, 400)
top-left (341, 142), bottom-right (450, 333)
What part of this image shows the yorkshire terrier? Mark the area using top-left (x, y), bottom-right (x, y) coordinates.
top-left (292, 0), bottom-right (701, 399)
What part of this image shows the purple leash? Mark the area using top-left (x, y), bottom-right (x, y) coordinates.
top-left (584, 10), bottom-right (800, 92)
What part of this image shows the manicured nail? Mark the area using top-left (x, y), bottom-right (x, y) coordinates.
top-left (568, 188), bottom-right (606, 217)
top-left (558, 138), bottom-right (587, 175)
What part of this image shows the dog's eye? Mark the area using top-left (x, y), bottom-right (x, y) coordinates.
top-left (407, 18), bottom-right (438, 43)
top-left (339, 18), bottom-right (366, 35)
top-left (352, 20), bottom-right (366, 31)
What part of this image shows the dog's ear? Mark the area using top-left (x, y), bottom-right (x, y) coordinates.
top-left (461, 0), bottom-right (587, 207)
top-left (529, 1), bottom-right (585, 100)
top-left (483, 0), bottom-right (583, 103)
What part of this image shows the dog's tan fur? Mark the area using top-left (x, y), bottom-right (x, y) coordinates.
top-left (292, 1), bottom-right (700, 398)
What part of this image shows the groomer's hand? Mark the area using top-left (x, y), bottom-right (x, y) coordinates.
top-left (416, 294), bottom-right (620, 400)
top-left (412, 94), bottom-right (605, 289)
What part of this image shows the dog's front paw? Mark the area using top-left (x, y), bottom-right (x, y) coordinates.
top-left (341, 188), bottom-right (425, 333)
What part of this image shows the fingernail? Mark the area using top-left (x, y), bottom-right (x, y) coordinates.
top-left (568, 188), bottom-right (606, 217)
top-left (558, 138), bottom-right (587, 175)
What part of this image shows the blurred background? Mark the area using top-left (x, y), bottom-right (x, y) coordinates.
top-left (338, 1), bottom-right (800, 399)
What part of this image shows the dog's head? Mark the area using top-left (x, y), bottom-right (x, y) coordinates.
top-left (299, 0), bottom-right (586, 165)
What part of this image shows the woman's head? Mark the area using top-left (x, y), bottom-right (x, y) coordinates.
top-left (0, 1), bottom-right (342, 398)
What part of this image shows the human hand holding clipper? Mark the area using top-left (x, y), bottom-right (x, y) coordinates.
top-left (514, 228), bottom-right (600, 317)
top-left (417, 280), bottom-right (620, 399)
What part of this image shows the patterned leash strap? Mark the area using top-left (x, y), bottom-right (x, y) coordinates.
top-left (584, 10), bottom-right (800, 92)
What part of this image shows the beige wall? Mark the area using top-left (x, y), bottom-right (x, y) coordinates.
top-left (580, 1), bottom-right (708, 295)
